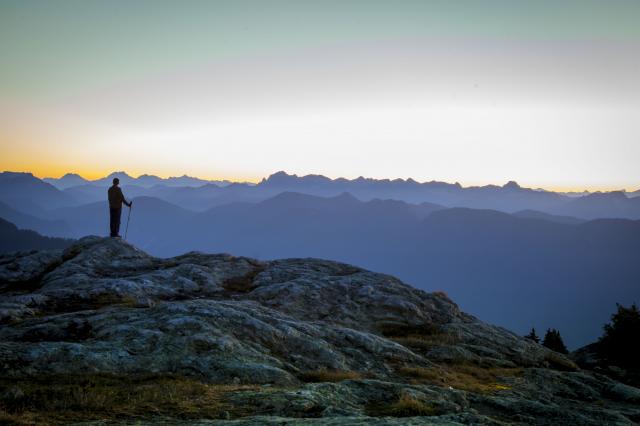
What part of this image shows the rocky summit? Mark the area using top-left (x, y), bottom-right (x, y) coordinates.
top-left (0, 237), bottom-right (639, 425)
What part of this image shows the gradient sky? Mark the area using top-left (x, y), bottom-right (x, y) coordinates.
top-left (1, 0), bottom-right (639, 190)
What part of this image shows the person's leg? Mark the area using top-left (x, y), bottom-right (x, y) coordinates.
top-left (114, 207), bottom-right (122, 237)
top-left (109, 208), bottom-right (117, 237)
top-left (114, 208), bottom-right (122, 237)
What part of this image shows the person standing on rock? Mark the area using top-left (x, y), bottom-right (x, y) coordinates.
top-left (108, 177), bottom-right (132, 238)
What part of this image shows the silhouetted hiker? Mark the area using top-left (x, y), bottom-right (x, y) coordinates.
top-left (108, 178), bottom-right (132, 238)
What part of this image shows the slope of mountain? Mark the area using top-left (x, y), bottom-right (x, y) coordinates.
top-left (0, 201), bottom-right (70, 236)
top-left (512, 209), bottom-right (585, 225)
top-left (61, 184), bottom-right (108, 205)
top-left (48, 196), bottom-right (195, 251)
top-left (43, 173), bottom-right (89, 189)
top-left (417, 208), bottom-right (640, 347)
top-left (0, 218), bottom-right (73, 253)
top-left (62, 183), bottom-right (163, 206)
top-left (61, 180), bottom-right (239, 209)
top-left (90, 171), bottom-right (140, 187)
top-left (1, 236), bottom-right (638, 424)
top-left (0, 172), bottom-right (76, 213)
top-left (552, 191), bottom-right (640, 220)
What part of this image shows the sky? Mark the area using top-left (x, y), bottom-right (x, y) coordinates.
top-left (1, 0), bottom-right (639, 190)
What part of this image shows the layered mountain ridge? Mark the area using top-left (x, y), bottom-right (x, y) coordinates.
top-left (10, 170), bottom-right (640, 218)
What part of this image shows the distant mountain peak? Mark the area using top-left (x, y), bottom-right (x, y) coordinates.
top-left (1, 171), bottom-right (36, 178)
top-left (503, 180), bottom-right (521, 190)
top-left (262, 171), bottom-right (296, 184)
top-left (271, 171), bottom-right (293, 178)
top-left (262, 171), bottom-right (334, 186)
top-left (42, 173), bottom-right (90, 190)
top-left (107, 171), bottom-right (132, 178)
top-left (585, 190), bottom-right (628, 199)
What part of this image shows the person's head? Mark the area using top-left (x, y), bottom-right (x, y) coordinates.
top-left (113, 178), bottom-right (120, 186)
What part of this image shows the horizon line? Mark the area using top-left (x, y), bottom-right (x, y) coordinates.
top-left (5, 169), bottom-right (638, 194)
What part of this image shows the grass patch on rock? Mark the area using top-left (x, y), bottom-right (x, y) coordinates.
top-left (299, 369), bottom-right (362, 383)
top-left (367, 393), bottom-right (438, 417)
top-left (379, 322), bottom-right (459, 353)
top-left (397, 364), bottom-right (521, 394)
top-left (0, 374), bottom-right (260, 425)
top-left (544, 352), bottom-right (579, 372)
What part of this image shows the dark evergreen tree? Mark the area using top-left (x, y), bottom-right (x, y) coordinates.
top-left (597, 303), bottom-right (640, 370)
top-left (542, 328), bottom-right (568, 354)
top-left (525, 327), bottom-right (540, 343)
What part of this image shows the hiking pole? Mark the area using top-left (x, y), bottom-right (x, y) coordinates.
top-left (124, 203), bottom-right (132, 240)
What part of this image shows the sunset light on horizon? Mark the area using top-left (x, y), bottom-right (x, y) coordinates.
top-left (2, 0), bottom-right (639, 191)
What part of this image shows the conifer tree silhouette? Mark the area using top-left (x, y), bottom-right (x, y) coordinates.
top-left (542, 328), bottom-right (568, 354)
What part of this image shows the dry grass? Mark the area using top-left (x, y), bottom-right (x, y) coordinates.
top-left (391, 334), bottom-right (459, 353)
top-left (368, 393), bottom-right (438, 417)
top-left (544, 352), bottom-right (579, 372)
top-left (0, 374), bottom-right (259, 425)
top-left (397, 364), bottom-right (521, 394)
top-left (379, 322), bottom-right (459, 355)
top-left (432, 291), bottom-right (449, 299)
top-left (299, 369), bottom-right (362, 383)
top-left (0, 409), bottom-right (37, 426)
top-left (46, 293), bottom-right (143, 315)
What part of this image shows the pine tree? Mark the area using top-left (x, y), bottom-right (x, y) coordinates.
top-left (525, 327), bottom-right (540, 343)
top-left (597, 303), bottom-right (640, 370)
top-left (542, 328), bottom-right (568, 354)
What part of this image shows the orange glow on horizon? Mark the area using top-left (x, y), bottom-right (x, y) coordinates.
top-left (0, 166), bottom-right (632, 193)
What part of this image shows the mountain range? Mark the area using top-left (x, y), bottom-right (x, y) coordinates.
top-left (8, 171), bottom-right (640, 219)
top-left (1, 170), bottom-right (639, 348)
top-left (43, 171), bottom-right (237, 189)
